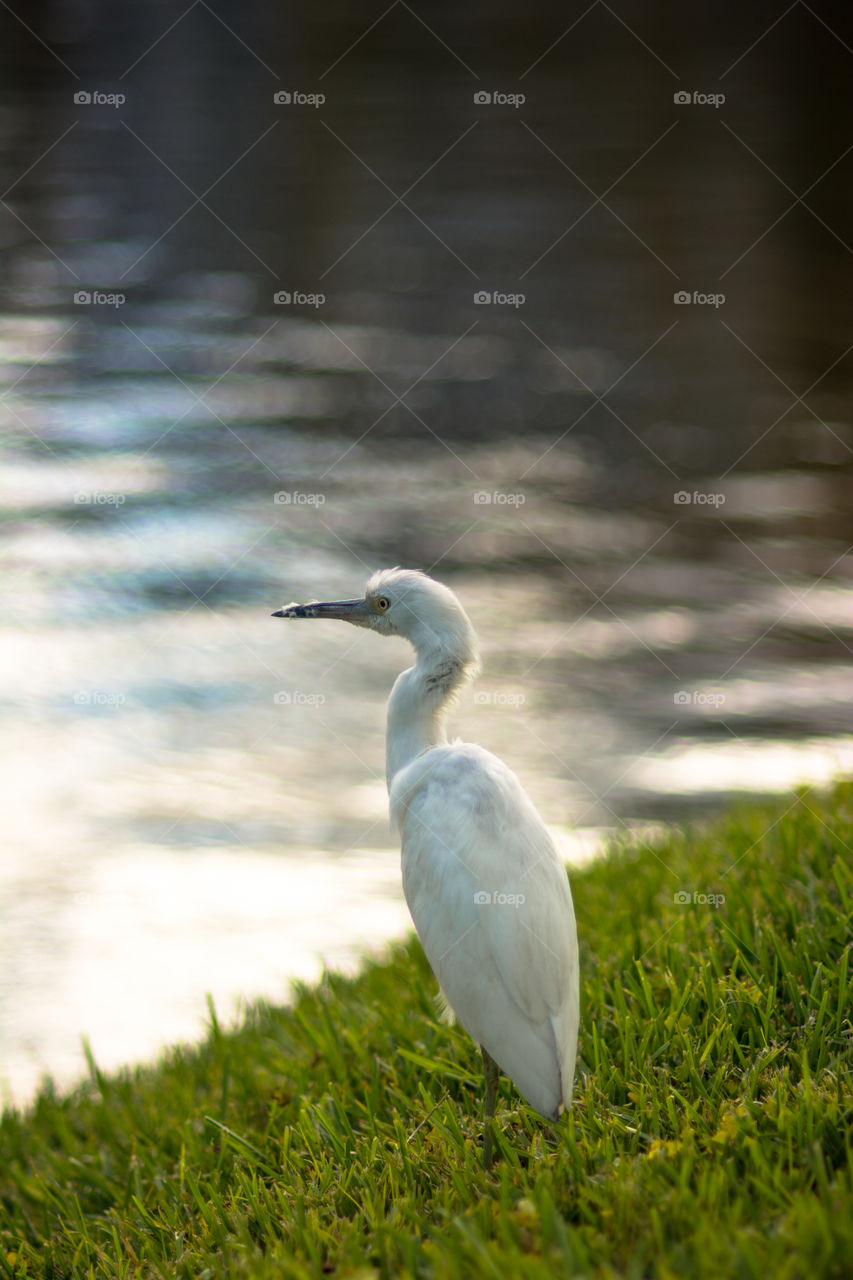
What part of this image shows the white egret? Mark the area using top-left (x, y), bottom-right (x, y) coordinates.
top-left (273, 568), bottom-right (579, 1167)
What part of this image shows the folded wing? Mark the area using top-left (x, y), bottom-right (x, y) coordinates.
top-left (392, 743), bottom-right (579, 1119)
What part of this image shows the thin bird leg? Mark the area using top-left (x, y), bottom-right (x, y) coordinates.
top-left (481, 1045), bottom-right (500, 1170)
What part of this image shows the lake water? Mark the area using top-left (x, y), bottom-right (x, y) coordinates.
top-left (2, 3), bottom-right (853, 1107)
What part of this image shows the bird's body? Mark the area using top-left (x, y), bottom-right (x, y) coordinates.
top-left (273, 567), bottom-right (579, 1160)
top-left (394, 741), bottom-right (578, 1118)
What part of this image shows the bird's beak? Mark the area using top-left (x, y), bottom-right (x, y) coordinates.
top-left (271, 597), bottom-right (372, 625)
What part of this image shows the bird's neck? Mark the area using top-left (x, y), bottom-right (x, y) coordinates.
top-left (385, 646), bottom-right (477, 789)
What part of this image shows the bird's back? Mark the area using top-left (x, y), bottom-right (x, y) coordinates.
top-left (390, 741), bottom-right (579, 1119)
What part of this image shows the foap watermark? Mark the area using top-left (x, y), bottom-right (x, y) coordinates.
top-left (74, 290), bottom-right (125, 308)
top-left (73, 890), bottom-right (128, 908)
top-left (673, 90), bottom-right (725, 108)
top-left (474, 691), bottom-right (526, 707)
top-left (73, 691), bottom-right (126, 707)
top-left (474, 290), bottom-right (525, 308)
top-left (473, 490), bottom-right (525, 506)
top-left (273, 290), bottom-right (325, 308)
top-left (274, 691), bottom-right (326, 707)
top-left (74, 89), bottom-right (126, 108)
top-left (473, 90), bottom-right (525, 108)
top-left (474, 890), bottom-right (526, 907)
top-left (273, 90), bottom-right (325, 107)
top-left (273, 491), bottom-right (325, 506)
top-left (674, 289), bottom-right (725, 308)
top-left (674, 690), bottom-right (726, 709)
top-left (74, 491), bottom-right (125, 506)
top-left (674, 889), bottom-right (726, 908)
top-left (673, 490), bottom-right (725, 507)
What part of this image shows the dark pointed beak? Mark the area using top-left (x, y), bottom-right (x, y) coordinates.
top-left (271, 598), bottom-right (372, 624)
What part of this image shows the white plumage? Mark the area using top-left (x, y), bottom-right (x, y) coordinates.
top-left (273, 567), bottom-right (579, 1162)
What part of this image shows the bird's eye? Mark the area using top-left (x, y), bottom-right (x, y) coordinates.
top-left (375, 596), bottom-right (390, 612)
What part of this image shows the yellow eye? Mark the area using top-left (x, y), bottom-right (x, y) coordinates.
top-left (375, 596), bottom-right (390, 612)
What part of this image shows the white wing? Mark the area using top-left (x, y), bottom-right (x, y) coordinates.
top-left (391, 742), bottom-right (579, 1119)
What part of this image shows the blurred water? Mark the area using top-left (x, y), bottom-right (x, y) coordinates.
top-left (2, 2), bottom-right (853, 1107)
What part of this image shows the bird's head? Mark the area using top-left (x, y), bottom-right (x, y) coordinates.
top-left (273, 567), bottom-right (480, 669)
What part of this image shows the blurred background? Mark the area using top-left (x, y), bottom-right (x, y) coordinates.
top-left (2, 0), bottom-right (853, 1107)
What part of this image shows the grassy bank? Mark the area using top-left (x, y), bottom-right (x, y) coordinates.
top-left (1, 783), bottom-right (851, 1279)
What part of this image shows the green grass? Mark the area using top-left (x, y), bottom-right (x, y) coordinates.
top-left (1, 782), bottom-right (851, 1279)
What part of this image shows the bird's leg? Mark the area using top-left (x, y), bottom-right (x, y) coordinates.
top-left (481, 1045), bottom-right (500, 1170)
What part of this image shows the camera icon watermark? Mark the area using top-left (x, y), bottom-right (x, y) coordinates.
top-left (273, 290), bottom-right (325, 308)
top-left (474, 691), bottom-right (526, 707)
top-left (73, 690), bottom-right (126, 707)
top-left (473, 290), bottom-right (525, 307)
top-left (474, 889), bottom-right (526, 906)
top-left (673, 290), bottom-right (725, 308)
top-left (473, 490), bottom-right (525, 506)
top-left (74, 290), bottom-right (126, 307)
top-left (74, 491), bottom-right (126, 506)
top-left (274, 691), bottom-right (326, 707)
top-left (73, 889), bottom-right (127, 909)
top-left (473, 90), bottom-right (525, 108)
top-left (73, 89), bottom-right (126, 108)
top-left (673, 90), bottom-right (725, 108)
top-left (273, 491), bottom-right (325, 506)
top-left (673, 690), bottom-right (726, 709)
top-left (674, 889), bottom-right (726, 908)
top-left (273, 90), bottom-right (325, 107)
top-left (673, 490), bottom-right (725, 507)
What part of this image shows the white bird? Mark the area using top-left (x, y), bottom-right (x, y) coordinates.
top-left (273, 568), bottom-right (579, 1167)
